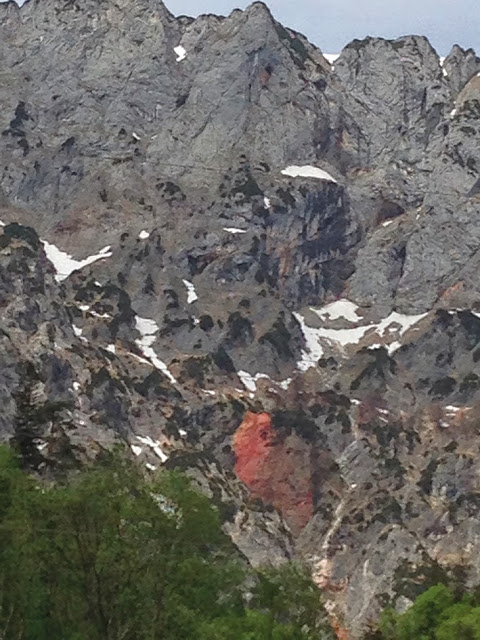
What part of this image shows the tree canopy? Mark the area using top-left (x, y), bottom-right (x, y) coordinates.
top-left (0, 446), bottom-right (333, 640)
top-left (376, 583), bottom-right (480, 640)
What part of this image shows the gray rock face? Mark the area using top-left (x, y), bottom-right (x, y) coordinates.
top-left (2, 0), bottom-right (480, 637)
top-left (444, 44), bottom-right (480, 95)
top-left (333, 36), bottom-right (450, 171)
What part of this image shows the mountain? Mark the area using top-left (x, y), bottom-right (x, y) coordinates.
top-left (2, 0), bottom-right (480, 636)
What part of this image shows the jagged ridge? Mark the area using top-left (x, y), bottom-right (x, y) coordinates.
top-left (1, 0), bottom-right (480, 636)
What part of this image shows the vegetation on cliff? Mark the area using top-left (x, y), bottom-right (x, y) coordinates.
top-left (372, 583), bottom-right (480, 640)
top-left (0, 446), bottom-right (333, 640)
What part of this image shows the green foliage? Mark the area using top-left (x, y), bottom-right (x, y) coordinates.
top-left (252, 564), bottom-right (334, 640)
top-left (0, 446), bottom-right (333, 640)
top-left (376, 584), bottom-right (480, 640)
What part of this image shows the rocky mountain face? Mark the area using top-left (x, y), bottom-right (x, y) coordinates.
top-left (2, 0), bottom-right (480, 636)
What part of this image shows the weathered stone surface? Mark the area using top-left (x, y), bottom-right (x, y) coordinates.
top-left (2, 1), bottom-right (480, 637)
top-left (234, 411), bottom-right (314, 535)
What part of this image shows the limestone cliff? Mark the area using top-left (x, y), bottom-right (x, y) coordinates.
top-left (1, 0), bottom-right (480, 636)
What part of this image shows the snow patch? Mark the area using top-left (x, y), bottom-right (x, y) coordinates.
top-left (136, 436), bottom-right (169, 463)
top-left (174, 45), bottom-right (187, 62)
top-left (72, 325), bottom-right (83, 337)
top-left (312, 299), bottom-right (362, 323)
top-left (136, 316), bottom-right (159, 337)
top-left (182, 279), bottom-right (198, 304)
top-left (376, 312), bottom-right (428, 338)
top-left (281, 165), bottom-right (337, 183)
top-left (293, 309), bottom-right (428, 371)
top-left (73, 382), bottom-right (81, 391)
top-left (264, 196), bottom-right (271, 209)
top-left (382, 220), bottom-right (394, 227)
top-left (138, 230), bottom-right (150, 240)
top-left (293, 312), bottom-right (327, 370)
top-left (223, 227), bottom-right (247, 234)
top-left (445, 405), bottom-right (471, 414)
top-left (324, 53), bottom-right (340, 65)
top-left (131, 445), bottom-right (143, 456)
top-left (320, 325), bottom-right (376, 347)
top-left (135, 316), bottom-right (177, 384)
top-left (146, 463), bottom-right (157, 472)
top-left (106, 344), bottom-right (116, 354)
top-left (238, 370), bottom-right (269, 393)
top-left (42, 241), bottom-right (112, 282)
top-left (387, 341), bottom-right (401, 354)
top-left (237, 371), bottom-right (290, 393)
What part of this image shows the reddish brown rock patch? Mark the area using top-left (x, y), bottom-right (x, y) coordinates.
top-left (233, 411), bottom-right (313, 534)
top-left (330, 615), bottom-right (350, 640)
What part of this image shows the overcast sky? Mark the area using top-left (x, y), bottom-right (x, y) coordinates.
top-left (4, 0), bottom-right (478, 55)
top-left (164, 0), bottom-right (479, 55)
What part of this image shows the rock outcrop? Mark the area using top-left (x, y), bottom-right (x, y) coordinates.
top-left (2, 0), bottom-right (480, 636)
top-left (234, 411), bottom-right (314, 535)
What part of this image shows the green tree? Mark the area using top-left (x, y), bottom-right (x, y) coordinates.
top-left (379, 585), bottom-right (454, 640)
top-left (0, 446), bottom-right (333, 640)
top-left (435, 602), bottom-right (480, 640)
top-left (252, 564), bottom-right (334, 640)
top-left (376, 584), bottom-right (480, 640)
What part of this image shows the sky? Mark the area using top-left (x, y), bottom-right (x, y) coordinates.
top-left (163, 0), bottom-right (479, 56)
top-left (3, 0), bottom-right (478, 56)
